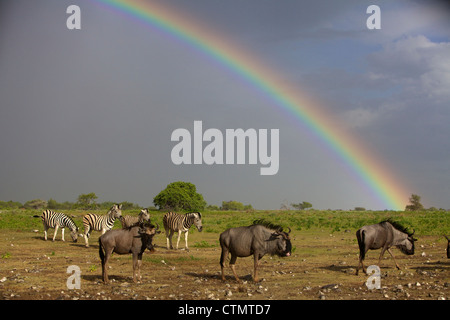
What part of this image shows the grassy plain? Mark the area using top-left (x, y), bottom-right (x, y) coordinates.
top-left (0, 209), bottom-right (448, 300)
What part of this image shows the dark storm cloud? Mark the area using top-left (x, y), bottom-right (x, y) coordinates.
top-left (0, 0), bottom-right (449, 209)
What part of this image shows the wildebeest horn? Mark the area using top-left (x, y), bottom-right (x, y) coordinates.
top-left (286, 227), bottom-right (291, 234)
top-left (411, 229), bottom-right (415, 236)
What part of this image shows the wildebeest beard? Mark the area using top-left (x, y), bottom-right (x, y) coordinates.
top-left (268, 233), bottom-right (292, 257)
top-left (282, 237), bottom-right (292, 257)
top-left (396, 241), bottom-right (414, 255)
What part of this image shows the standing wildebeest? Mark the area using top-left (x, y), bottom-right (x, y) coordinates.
top-left (356, 220), bottom-right (417, 275)
top-left (163, 212), bottom-right (203, 251)
top-left (82, 204), bottom-right (122, 247)
top-left (219, 219), bottom-right (292, 282)
top-left (120, 208), bottom-right (151, 229)
top-left (444, 236), bottom-right (450, 258)
top-left (98, 222), bottom-right (160, 284)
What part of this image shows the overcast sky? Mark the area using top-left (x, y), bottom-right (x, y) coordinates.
top-left (1, 0), bottom-right (449, 210)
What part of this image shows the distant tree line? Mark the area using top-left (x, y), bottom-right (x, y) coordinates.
top-left (0, 189), bottom-right (445, 213)
top-left (0, 193), bottom-right (141, 211)
top-left (206, 201), bottom-right (253, 211)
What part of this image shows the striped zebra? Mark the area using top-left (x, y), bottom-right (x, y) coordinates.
top-left (163, 212), bottom-right (203, 251)
top-left (120, 208), bottom-right (151, 229)
top-left (82, 204), bottom-right (122, 247)
top-left (40, 209), bottom-right (79, 242)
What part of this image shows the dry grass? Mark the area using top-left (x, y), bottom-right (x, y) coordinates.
top-left (0, 224), bottom-right (448, 300)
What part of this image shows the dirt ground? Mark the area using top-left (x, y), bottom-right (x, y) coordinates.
top-left (0, 228), bottom-right (448, 300)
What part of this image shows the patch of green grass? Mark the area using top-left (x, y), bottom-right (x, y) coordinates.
top-left (193, 240), bottom-right (216, 248)
top-left (0, 209), bottom-right (448, 236)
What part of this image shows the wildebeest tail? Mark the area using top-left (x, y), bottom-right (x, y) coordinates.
top-left (98, 237), bottom-right (105, 264)
top-left (219, 231), bottom-right (229, 268)
top-left (356, 229), bottom-right (366, 260)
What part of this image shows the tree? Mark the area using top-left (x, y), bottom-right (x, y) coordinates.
top-left (76, 192), bottom-right (98, 210)
top-left (23, 199), bottom-right (47, 210)
top-left (221, 200), bottom-right (253, 211)
top-left (291, 201), bottom-right (313, 210)
top-left (405, 194), bottom-right (424, 211)
top-left (153, 181), bottom-right (206, 212)
top-left (0, 201), bottom-right (22, 209)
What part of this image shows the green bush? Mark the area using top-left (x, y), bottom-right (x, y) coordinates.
top-left (153, 181), bottom-right (206, 212)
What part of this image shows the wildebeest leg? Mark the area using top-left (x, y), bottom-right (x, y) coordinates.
top-left (229, 254), bottom-right (240, 282)
top-left (52, 225), bottom-right (59, 242)
top-left (132, 254), bottom-right (143, 283)
top-left (356, 249), bottom-right (367, 275)
top-left (387, 248), bottom-right (401, 270)
top-left (102, 248), bottom-right (113, 284)
top-left (356, 229), bottom-right (366, 275)
top-left (378, 247), bottom-right (387, 267)
top-left (253, 255), bottom-right (261, 282)
top-left (356, 254), bottom-right (362, 275)
top-left (137, 255), bottom-right (143, 282)
top-left (361, 251), bottom-right (368, 275)
top-left (220, 247), bottom-right (229, 281)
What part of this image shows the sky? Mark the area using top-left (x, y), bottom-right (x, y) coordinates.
top-left (0, 0), bottom-right (449, 210)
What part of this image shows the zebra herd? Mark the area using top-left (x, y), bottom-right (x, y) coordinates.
top-left (38, 204), bottom-right (203, 250)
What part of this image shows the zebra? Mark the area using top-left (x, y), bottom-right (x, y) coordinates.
top-left (120, 208), bottom-right (151, 229)
top-left (82, 204), bottom-right (122, 247)
top-left (163, 212), bottom-right (203, 251)
top-left (40, 209), bottom-right (79, 242)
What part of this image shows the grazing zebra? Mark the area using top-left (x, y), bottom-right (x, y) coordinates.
top-left (163, 212), bottom-right (203, 251)
top-left (40, 210), bottom-right (79, 242)
top-left (82, 204), bottom-right (122, 247)
top-left (120, 208), bottom-right (151, 229)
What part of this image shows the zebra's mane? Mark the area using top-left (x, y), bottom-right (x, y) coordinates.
top-left (382, 219), bottom-right (413, 236)
top-left (186, 212), bottom-right (201, 219)
top-left (253, 219), bottom-right (284, 232)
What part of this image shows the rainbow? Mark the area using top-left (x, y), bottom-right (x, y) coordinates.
top-left (93, 0), bottom-right (408, 210)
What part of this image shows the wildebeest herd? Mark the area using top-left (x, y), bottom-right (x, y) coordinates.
top-left (37, 205), bottom-right (449, 285)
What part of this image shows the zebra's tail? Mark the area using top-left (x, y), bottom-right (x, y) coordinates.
top-left (356, 229), bottom-right (366, 261)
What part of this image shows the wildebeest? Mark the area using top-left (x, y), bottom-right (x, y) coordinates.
top-left (219, 219), bottom-right (292, 282)
top-left (356, 219), bottom-right (417, 275)
top-left (120, 208), bottom-right (151, 229)
top-left (98, 222), bottom-right (160, 284)
top-left (444, 235), bottom-right (450, 258)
